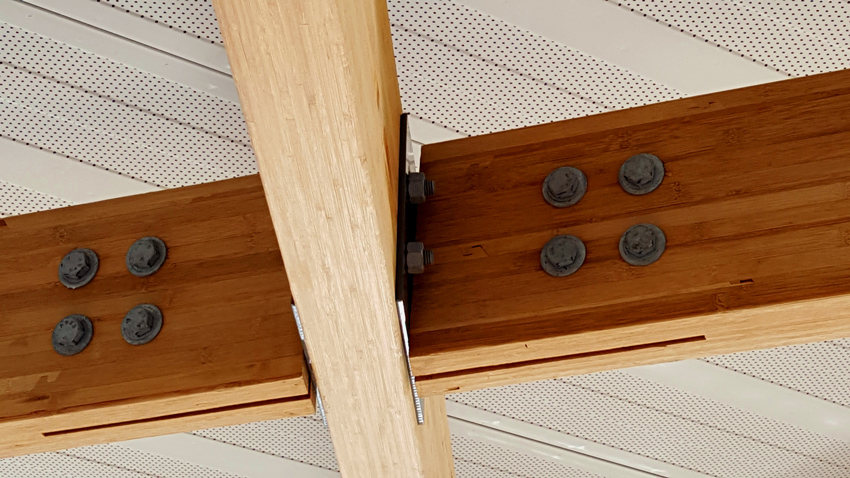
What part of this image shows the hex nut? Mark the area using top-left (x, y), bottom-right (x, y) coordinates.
top-left (618, 153), bottom-right (665, 195)
top-left (406, 242), bottom-right (434, 275)
top-left (540, 235), bottom-right (586, 277)
top-left (619, 224), bottom-right (666, 266)
top-left (126, 237), bottom-right (167, 277)
top-left (121, 304), bottom-right (163, 345)
top-left (408, 172), bottom-right (435, 205)
top-left (542, 167), bottom-right (587, 208)
top-left (58, 248), bottom-right (99, 289)
top-left (52, 314), bottom-right (93, 356)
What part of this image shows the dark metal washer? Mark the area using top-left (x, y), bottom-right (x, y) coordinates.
top-left (126, 236), bottom-right (167, 277)
top-left (542, 167), bottom-right (587, 207)
top-left (618, 153), bottom-right (665, 195)
top-left (619, 223), bottom-right (666, 266)
top-left (58, 248), bottom-right (99, 289)
top-left (52, 314), bottom-right (93, 356)
top-left (540, 235), bottom-right (586, 277)
top-left (121, 303), bottom-right (163, 345)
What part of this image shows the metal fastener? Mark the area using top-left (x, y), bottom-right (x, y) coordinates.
top-left (542, 167), bottom-right (587, 207)
top-left (52, 314), bottom-right (93, 356)
top-left (126, 237), bottom-right (167, 277)
top-left (540, 235), bottom-right (586, 277)
top-left (406, 242), bottom-right (434, 275)
top-left (121, 304), bottom-right (163, 345)
top-left (618, 153), bottom-right (665, 195)
top-left (408, 172), bottom-right (435, 204)
top-left (58, 248), bottom-right (99, 289)
top-left (619, 223), bottom-right (666, 266)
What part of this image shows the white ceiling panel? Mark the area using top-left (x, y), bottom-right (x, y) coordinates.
top-left (706, 341), bottom-right (850, 408)
top-left (608, 0), bottom-right (850, 77)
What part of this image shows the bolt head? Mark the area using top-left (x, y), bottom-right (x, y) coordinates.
top-left (126, 237), bottom-right (167, 277)
top-left (619, 154), bottom-right (665, 195)
top-left (58, 248), bottom-right (99, 289)
top-left (125, 308), bottom-right (153, 338)
top-left (543, 167), bottom-right (587, 207)
top-left (540, 235), bottom-right (586, 277)
top-left (52, 314), bottom-right (93, 356)
top-left (121, 304), bottom-right (163, 345)
top-left (408, 172), bottom-right (433, 205)
top-left (619, 224), bottom-right (666, 266)
top-left (406, 242), bottom-right (432, 275)
top-left (56, 318), bottom-right (84, 346)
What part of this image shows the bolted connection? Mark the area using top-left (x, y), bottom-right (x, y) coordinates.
top-left (121, 303), bottom-right (163, 345)
top-left (408, 172), bottom-right (435, 205)
top-left (406, 242), bottom-right (434, 275)
top-left (52, 314), bottom-right (93, 356)
top-left (619, 153), bottom-right (665, 195)
top-left (126, 237), bottom-right (167, 277)
top-left (542, 167), bottom-right (587, 208)
top-left (619, 223), bottom-right (666, 266)
top-left (540, 235), bottom-right (586, 277)
top-left (58, 248), bottom-right (99, 289)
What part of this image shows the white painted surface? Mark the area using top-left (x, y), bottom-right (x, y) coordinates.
top-left (625, 359), bottom-right (850, 444)
top-left (457, 0), bottom-right (787, 95)
top-left (0, 0), bottom-right (239, 102)
top-left (447, 401), bottom-right (712, 478)
top-left (0, 137), bottom-right (160, 204)
top-left (119, 434), bottom-right (340, 478)
top-left (20, 0), bottom-right (231, 74)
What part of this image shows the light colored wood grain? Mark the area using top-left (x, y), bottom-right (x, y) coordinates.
top-left (417, 396), bottom-right (456, 477)
top-left (214, 1), bottom-right (452, 476)
top-left (0, 175), bottom-right (309, 458)
top-left (5, 387), bottom-right (314, 458)
top-left (412, 69), bottom-right (850, 392)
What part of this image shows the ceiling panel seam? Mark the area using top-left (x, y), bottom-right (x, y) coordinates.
top-left (604, 0), bottom-right (790, 76)
top-left (625, 360), bottom-right (850, 445)
top-left (390, 23), bottom-right (614, 112)
top-left (447, 400), bottom-right (713, 478)
top-left (19, 0), bottom-right (230, 74)
top-left (455, 0), bottom-right (787, 95)
top-left (0, 0), bottom-right (238, 102)
top-left (559, 378), bottom-right (850, 471)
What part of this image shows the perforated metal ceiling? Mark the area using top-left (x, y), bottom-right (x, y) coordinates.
top-left (97, 0), bottom-right (223, 44)
top-left (2, 1), bottom-right (850, 477)
top-left (608, 0), bottom-right (850, 77)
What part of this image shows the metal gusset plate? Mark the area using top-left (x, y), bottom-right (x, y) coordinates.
top-left (395, 113), bottom-right (425, 425)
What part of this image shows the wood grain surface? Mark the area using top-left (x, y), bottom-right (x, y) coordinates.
top-left (0, 175), bottom-right (310, 458)
top-left (214, 1), bottom-right (454, 476)
top-left (412, 69), bottom-right (850, 393)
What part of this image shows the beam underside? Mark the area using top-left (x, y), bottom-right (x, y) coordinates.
top-left (213, 1), bottom-right (455, 477)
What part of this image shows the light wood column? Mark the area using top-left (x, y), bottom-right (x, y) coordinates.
top-left (214, 1), bottom-right (454, 476)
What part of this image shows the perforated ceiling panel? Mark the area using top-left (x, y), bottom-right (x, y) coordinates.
top-left (0, 23), bottom-right (254, 188)
top-left (705, 341), bottom-right (850, 408)
top-left (193, 415), bottom-right (339, 472)
top-left (451, 435), bottom-right (605, 478)
top-left (608, 0), bottom-right (850, 77)
top-left (0, 446), bottom-right (239, 478)
top-left (450, 368), bottom-right (850, 478)
top-left (390, 0), bottom-right (682, 135)
top-left (95, 0), bottom-right (224, 44)
top-left (0, 181), bottom-right (70, 217)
